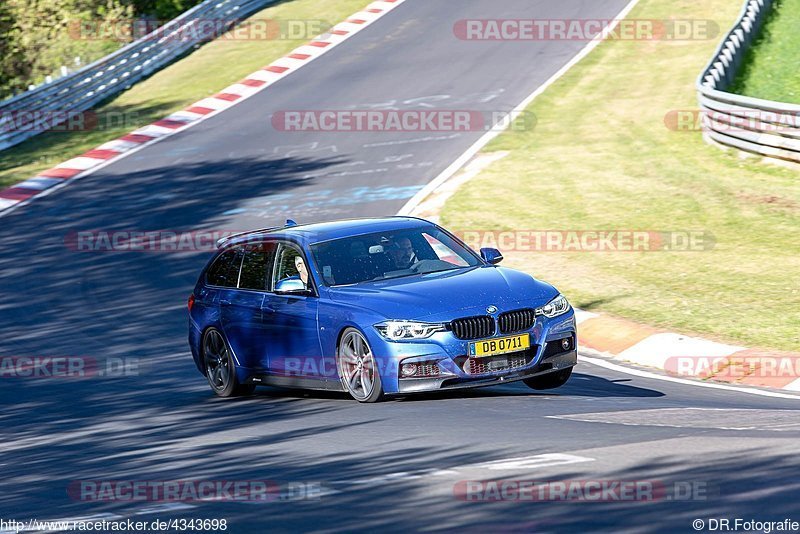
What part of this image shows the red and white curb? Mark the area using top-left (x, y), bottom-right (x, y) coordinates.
top-left (0, 0), bottom-right (406, 216)
top-left (577, 310), bottom-right (800, 392)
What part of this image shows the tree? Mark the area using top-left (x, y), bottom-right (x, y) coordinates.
top-left (0, 2), bottom-right (26, 97)
top-left (0, 0), bottom-right (203, 100)
top-left (123, 0), bottom-right (203, 20)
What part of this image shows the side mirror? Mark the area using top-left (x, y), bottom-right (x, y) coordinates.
top-left (480, 247), bottom-right (503, 265)
top-left (274, 278), bottom-right (311, 295)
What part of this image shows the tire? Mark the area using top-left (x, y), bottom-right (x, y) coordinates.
top-left (202, 328), bottom-right (255, 397)
top-left (336, 327), bottom-right (384, 403)
top-left (522, 367), bottom-right (573, 390)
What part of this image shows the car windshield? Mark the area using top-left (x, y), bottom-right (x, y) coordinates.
top-left (310, 226), bottom-right (481, 286)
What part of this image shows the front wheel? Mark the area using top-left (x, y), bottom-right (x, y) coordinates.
top-left (522, 367), bottom-right (573, 390)
top-left (337, 328), bottom-right (384, 403)
top-left (203, 328), bottom-right (255, 397)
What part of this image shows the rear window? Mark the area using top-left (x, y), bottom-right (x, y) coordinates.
top-left (206, 249), bottom-right (242, 287)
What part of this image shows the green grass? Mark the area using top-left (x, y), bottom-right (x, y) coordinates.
top-left (441, 0), bottom-right (800, 351)
top-left (730, 0), bottom-right (800, 103)
top-left (0, 0), bottom-right (367, 188)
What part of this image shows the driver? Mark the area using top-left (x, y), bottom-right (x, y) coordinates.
top-left (281, 254), bottom-right (309, 288)
top-left (294, 255), bottom-right (309, 286)
top-left (389, 237), bottom-right (417, 269)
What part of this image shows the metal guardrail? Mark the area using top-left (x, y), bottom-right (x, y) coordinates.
top-left (0, 0), bottom-right (275, 151)
top-left (696, 0), bottom-right (800, 165)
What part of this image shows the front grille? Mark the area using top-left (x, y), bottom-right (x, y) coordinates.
top-left (498, 308), bottom-right (536, 334)
top-left (466, 351), bottom-right (531, 375)
top-left (450, 315), bottom-right (495, 340)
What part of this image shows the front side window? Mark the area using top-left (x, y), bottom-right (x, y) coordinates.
top-left (272, 243), bottom-right (311, 290)
top-left (206, 248), bottom-right (243, 287)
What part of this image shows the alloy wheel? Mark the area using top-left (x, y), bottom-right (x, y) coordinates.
top-left (338, 329), bottom-right (378, 401)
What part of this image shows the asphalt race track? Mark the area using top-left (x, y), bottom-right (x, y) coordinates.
top-left (1, 0), bottom-right (799, 532)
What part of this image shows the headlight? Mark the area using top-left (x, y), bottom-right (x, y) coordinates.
top-left (535, 294), bottom-right (571, 318)
top-left (374, 321), bottom-right (446, 340)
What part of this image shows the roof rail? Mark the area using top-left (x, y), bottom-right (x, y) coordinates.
top-left (215, 225), bottom-right (282, 249)
top-left (214, 219), bottom-right (299, 248)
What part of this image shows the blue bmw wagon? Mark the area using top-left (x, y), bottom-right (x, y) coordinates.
top-left (188, 217), bottom-right (576, 402)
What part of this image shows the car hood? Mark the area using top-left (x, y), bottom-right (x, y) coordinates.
top-left (325, 265), bottom-right (559, 321)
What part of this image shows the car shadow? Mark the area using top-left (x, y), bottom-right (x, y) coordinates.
top-left (391, 372), bottom-right (663, 402)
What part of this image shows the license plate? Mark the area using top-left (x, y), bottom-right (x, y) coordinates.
top-left (469, 333), bottom-right (530, 358)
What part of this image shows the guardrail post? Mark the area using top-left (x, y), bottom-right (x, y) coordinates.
top-left (696, 0), bottom-right (800, 165)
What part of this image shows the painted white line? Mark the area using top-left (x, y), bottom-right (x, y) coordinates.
top-left (580, 354), bottom-right (800, 400)
top-left (785, 378), bottom-right (800, 392)
top-left (331, 453), bottom-right (594, 487)
top-left (331, 468), bottom-right (457, 485)
top-left (0, 0), bottom-right (409, 219)
top-left (475, 453), bottom-right (594, 471)
top-left (133, 503), bottom-right (197, 515)
top-left (398, 0), bottom-right (643, 216)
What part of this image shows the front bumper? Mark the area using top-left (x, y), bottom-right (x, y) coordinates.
top-left (369, 310), bottom-right (577, 394)
top-left (394, 348), bottom-right (576, 394)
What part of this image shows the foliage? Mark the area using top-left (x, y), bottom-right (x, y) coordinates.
top-left (0, 0), bottom-right (205, 99)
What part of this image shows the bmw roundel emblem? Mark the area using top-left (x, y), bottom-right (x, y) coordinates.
top-left (486, 305), bottom-right (498, 314)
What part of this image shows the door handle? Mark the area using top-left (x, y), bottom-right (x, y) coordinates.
top-left (261, 305), bottom-right (275, 313)
top-left (220, 299), bottom-right (231, 306)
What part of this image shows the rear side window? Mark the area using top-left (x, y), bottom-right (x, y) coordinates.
top-left (206, 249), bottom-right (243, 287)
top-left (239, 243), bottom-right (275, 290)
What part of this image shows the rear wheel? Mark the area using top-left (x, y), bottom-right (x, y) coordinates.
top-left (203, 328), bottom-right (255, 397)
top-left (337, 328), bottom-right (384, 403)
top-left (522, 367), bottom-right (573, 390)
